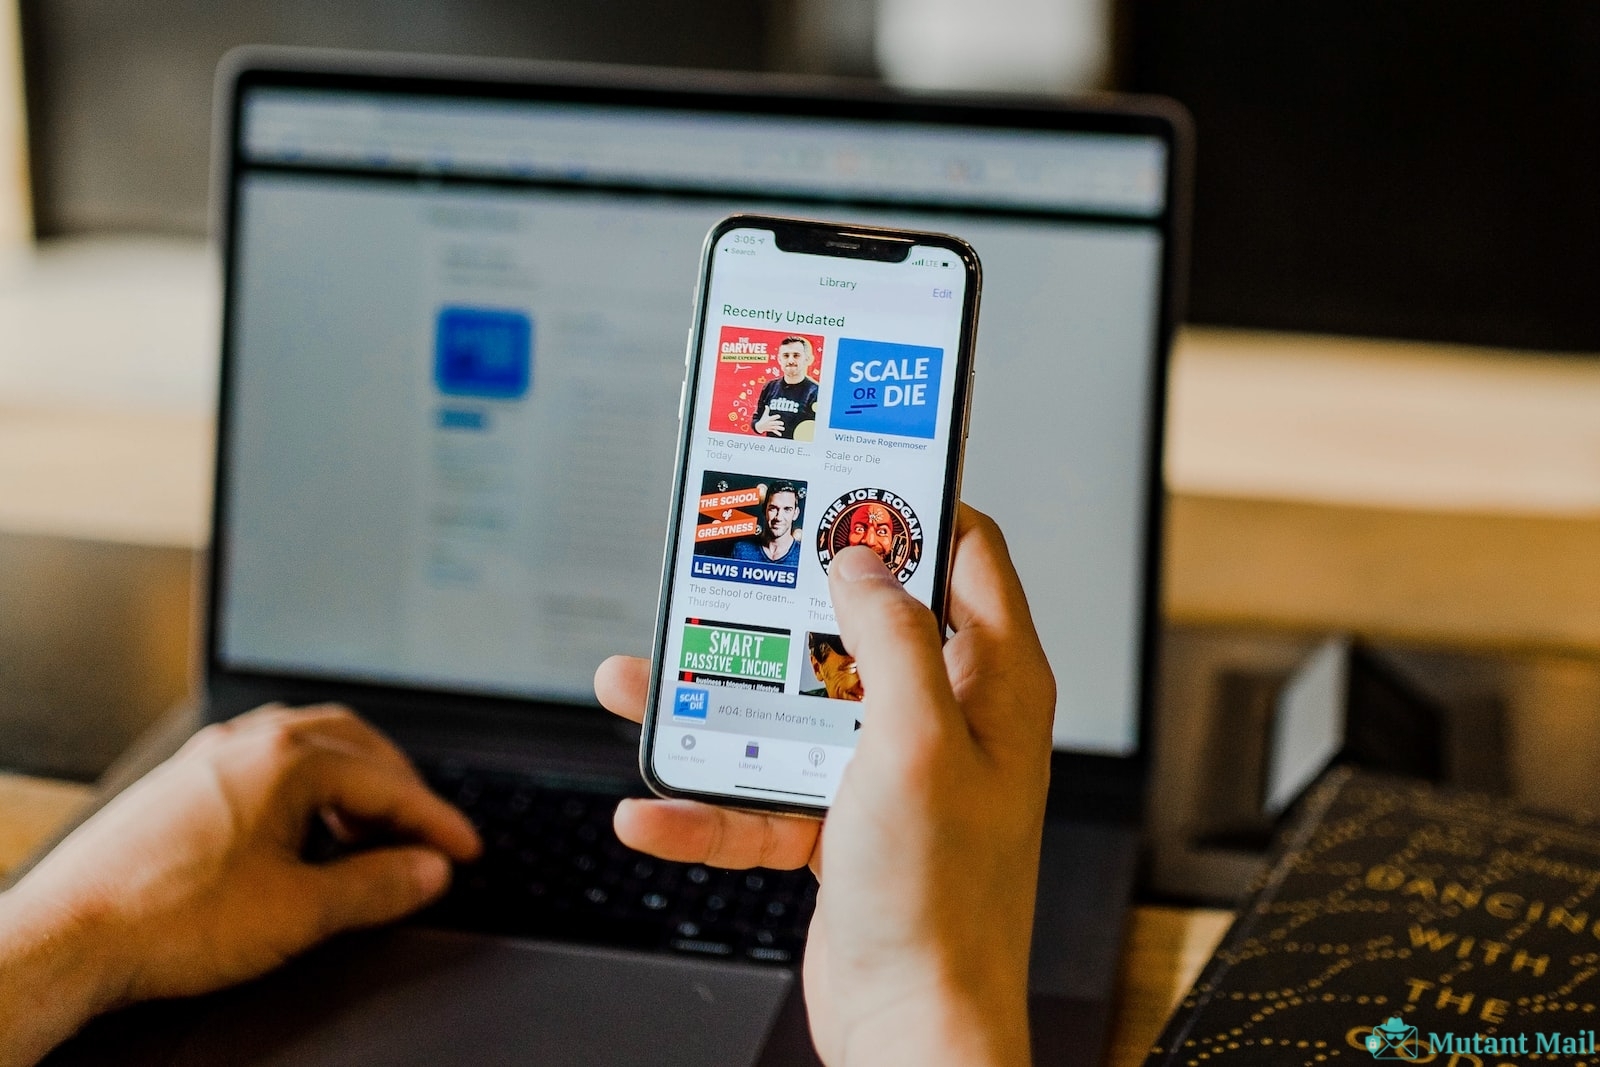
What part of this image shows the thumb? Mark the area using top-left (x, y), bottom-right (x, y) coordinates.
top-left (310, 846), bottom-right (453, 937)
top-left (827, 546), bottom-right (959, 745)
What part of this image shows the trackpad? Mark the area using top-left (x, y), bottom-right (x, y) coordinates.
top-left (173, 928), bottom-right (795, 1067)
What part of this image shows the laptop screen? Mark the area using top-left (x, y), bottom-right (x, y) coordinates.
top-left (215, 77), bottom-right (1173, 758)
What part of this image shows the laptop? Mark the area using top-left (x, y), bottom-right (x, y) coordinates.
top-left (47, 48), bottom-right (1188, 1066)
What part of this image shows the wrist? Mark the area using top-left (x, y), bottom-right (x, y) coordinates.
top-left (0, 885), bottom-right (130, 1065)
top-left (835, 969), bottom-right (1031, 1067)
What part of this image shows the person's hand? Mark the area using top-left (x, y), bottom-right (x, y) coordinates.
top-left (595, 505), bottom-right (1055, 1067)
top-left (753, 408), bottom-right (785, 436)
top-left (0, 705), bottom-right (480, 1066)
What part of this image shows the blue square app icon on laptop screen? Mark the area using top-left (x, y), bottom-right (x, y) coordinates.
top-left (829, 338), bottom-right (943, 439)
top-left (435, 307), bottom-right (533, 399)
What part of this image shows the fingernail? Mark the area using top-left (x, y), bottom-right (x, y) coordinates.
top-left (831, 546), bottom-right (896, 584)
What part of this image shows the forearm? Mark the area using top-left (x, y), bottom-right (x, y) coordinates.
top-left (830, 952), bottom-right (1032, 1067)
top-left (0, 888), bottom-right (122, 1067)
top-left (837, 989), bottom-right (1031, 1067)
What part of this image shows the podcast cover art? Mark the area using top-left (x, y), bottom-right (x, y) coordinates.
top-left (691, 472), bottom-right (808, 589)
top-left (828, 337), bottom-right (942, 439)
top-left (799, 632), bottom-right (864, 703)
top-left (708, 327), bottom-right (826, 441)
top-left (679, 618), bottom-right (791, 692)
top-left (814, 488), bottom-right (924, 584)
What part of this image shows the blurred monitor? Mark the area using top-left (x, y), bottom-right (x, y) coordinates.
top-left (213, 64), bottom-right (1181, 761)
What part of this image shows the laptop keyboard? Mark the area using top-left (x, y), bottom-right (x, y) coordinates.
top-left (414, 761), bottom-right (817, 965)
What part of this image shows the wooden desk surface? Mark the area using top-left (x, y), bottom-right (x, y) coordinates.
top-left (1107, 905), bottom-right (1234, 1067)
top-left (0, 772), bottom-right (1230, 1065)
top-left (0, 772), bottom-right (92, 875)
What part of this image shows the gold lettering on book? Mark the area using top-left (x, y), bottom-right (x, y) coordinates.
top-left (1406, 927), bottom-right (1548, 974)
top-left (1365, 867), bottom-right (1490, 909)
top-left (1368, 867), bottom-right (1600, 936)
top-left (1511, 949), bottom-right (1549, 976)
top-left (1548, 906), bottom-right (1588, 934)
top-left (1403, 979), bottom-right (1512, 1025)
top-left (1485, 892), bottom-right (1524, 920)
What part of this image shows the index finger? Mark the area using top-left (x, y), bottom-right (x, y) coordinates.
top-left (295, 751), bottom-right (482, 863)
top-left (941, 505), bottom-right (1056, 750)
top-left (614, 798), bottom-right (819, 872)
top-left (595, 655), bottom-right (649, 724)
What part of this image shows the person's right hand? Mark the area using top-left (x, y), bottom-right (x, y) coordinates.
top-left (594, 505), bottom-right (1056, 1067)
top-left (753, 408), bottom-right (785, 436)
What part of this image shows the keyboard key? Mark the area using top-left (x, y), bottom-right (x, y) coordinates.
top-left (671, 939), bottom-right (732, 956)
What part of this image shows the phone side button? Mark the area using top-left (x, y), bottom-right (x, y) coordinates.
top-left (962, 368), bottom-right (977, 438)
top-left (677, 378), bottom-right (688, 422)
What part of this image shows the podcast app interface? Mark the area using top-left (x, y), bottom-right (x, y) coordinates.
top-left (654, 226), bottom-right (968, 805)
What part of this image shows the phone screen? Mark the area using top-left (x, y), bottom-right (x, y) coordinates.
top-left (644, 217), bottom-right (979, 811)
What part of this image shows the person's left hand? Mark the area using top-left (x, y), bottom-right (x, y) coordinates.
top-left (0, 704), bottom-right (480, 1064)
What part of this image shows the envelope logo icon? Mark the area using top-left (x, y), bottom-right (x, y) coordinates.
top-left (1366, 1016), bottom-right (1423, 1060)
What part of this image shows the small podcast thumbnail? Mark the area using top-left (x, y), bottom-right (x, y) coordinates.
top-left (691, 472), bottom-right (807, 589)
top-left (815, 487), bottom-right (924, 584)
top-left (679, 618), bottom-right (792, 693)
top-left (799, 632), bottom-right (864, 703)
top-left (709, 326), bottom-right (826, 441)
top-left (828, 337), bottom-right (942, 439)
top-left (672, 686), bottom-right (709, 722)
top-left (434, 306), bottom-right (533, 400)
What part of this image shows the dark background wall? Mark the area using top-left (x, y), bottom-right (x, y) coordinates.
top-left (18, 0), bottom-right (817, 235)
top-left (1117, 0), bottom-right (1600, 352)
top-left (22, 1), bottom-right (1600, 351)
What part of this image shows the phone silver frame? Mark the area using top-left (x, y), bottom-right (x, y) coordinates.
top-left (639, 213), bottom-right (982, 817)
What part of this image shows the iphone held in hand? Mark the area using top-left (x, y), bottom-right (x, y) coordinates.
top-left (641, 215), bottom-right (981, 815)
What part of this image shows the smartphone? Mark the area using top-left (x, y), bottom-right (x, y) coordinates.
top-left (640, 214), bottom-right (981, 816)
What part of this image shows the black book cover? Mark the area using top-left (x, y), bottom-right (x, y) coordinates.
top-left (1145, 769), bottom-right (1600, 1065)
